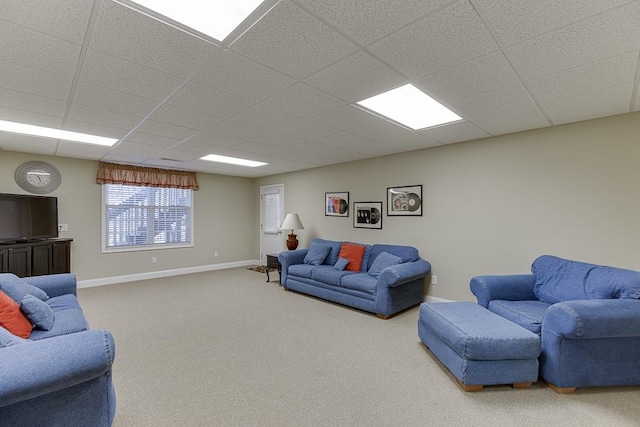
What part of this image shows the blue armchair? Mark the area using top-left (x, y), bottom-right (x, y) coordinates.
top-left (471, 255), bottom-right (640, 393)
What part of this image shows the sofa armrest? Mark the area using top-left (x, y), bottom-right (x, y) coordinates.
top-left (22, 273), bottom-right (77, 297)
top-left (378, 259), bottom-right (431, 288)
top-left (470, 274), bottom-right (536, 308)
top-left (0, 329), bottom-right (115, 408)
top-left (278, 249), bottom-right (308, 285)
top-left (542, 299), bottom-right (640, 339)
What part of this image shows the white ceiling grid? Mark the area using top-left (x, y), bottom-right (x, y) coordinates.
top-left (0, 0), bottom-right (638, 177)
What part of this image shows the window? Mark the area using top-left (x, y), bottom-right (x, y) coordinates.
top-left (261, 189), bottom-right (281, 234)
top-left (103, 184), bottom-right (193, 251)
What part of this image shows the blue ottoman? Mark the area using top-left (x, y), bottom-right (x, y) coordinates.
top-left (418, 302), bottom-right (541, 392)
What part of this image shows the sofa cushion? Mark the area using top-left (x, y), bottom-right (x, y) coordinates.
top-left (309, 238), bottom-right (343, 266)
top-left (0, 325), bottom-right (29, 348)
top-left (341, 273), bottom-right (377, 295)
top-left (311, 266), bottom-right (355, 287)
top-left (488, 300), bottom-right (550, 335)
top-left (368, 251), bottom-right (402, 278)
top-left (303, 242), bottom-right (331, 266)
top-left (21, 294), bottom-right (55, 331)
top-left (334, 257), bottom-right (349, 271)
top-left (288, 264), bottom-right (315, 279)
top-left (339, 243), bottom-right (366, 272)
top-left (29, 295), bottom-right (89, 340)
top-left (0, 273), bottom-right (49, 304)
top-left (367, 245), bottom-right (418, 270)
top-left (532, 255), bottom-right (640, 304)
top-left (0, 290), bottom-right (32, 338)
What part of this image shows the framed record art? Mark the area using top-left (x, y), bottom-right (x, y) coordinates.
top-left (325, 192), bottom-right (349, 217)
top-left (387, 185), bottom-right (422, 216)
top-left (353, 201), bottom-right (383, 229)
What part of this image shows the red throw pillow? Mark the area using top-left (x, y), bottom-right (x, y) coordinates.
top-left (0, 291), bottom-right (32, 339)
top-left (339, 243), bottom-right (366, 272)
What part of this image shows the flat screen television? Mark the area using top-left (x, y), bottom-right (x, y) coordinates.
top-left (0, 193), bottom-right (58, 244)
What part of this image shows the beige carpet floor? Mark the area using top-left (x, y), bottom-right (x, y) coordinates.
top-left (78, 267), bottom-right (640, 426)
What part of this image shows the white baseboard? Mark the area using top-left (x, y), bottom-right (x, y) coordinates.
top-left (77, 259), bottom-right (260, 289)
top-left (424, 295), bottom-right (455, 303)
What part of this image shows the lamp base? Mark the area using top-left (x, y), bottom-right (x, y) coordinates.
top-left (286, 233), bottom-right (299, 250)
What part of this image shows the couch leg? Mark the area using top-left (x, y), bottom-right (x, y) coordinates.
top-left (376, 313), bottom-right (391, 319)
top-left (513, 382), bottom-right (532, 389)
top-left (545, 382), bottom-right (576, 394)
top-left (456, 379), bottom-right (483, 392)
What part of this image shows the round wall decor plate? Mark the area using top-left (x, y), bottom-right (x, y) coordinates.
top-left (14, 161), bottom-right (62, 194)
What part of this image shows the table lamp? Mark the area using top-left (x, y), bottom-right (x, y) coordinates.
top-left (280, 213), bottom-right (304, 250)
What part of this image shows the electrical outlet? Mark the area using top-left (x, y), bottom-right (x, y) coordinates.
top-left (58, 224), bottom-right (68, 232)
top-left (151, 257), bottom-right (157, 264)
top-left (214, 251), bottom-right (219, 257)
top-left (431, 275), bottom-right (438, 286)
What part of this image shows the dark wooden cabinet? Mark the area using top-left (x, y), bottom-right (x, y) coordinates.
top-left (0, 239), bottom-right (72, 277)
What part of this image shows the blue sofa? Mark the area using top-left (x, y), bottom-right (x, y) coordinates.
top-left (471, 255), bottom-right (640, 393)
top-left (0, 273), bottom-right (116, 426)
top-left (279, 238), bottom-right (431, 318)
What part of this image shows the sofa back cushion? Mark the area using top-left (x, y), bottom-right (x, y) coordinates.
top-left (309, 238), bottom-right (343, 266)
top-left (367, 244), bottom-right (419, 270)
top-left (532, 255), bottom-right (640, 304)
top-left (303, 241), bottom-right (331, 266)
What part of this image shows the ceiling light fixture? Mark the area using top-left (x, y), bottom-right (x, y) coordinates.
top-left (0, 120), bottom-right (119, 146)
top-left (357, 84), bottom-right (462, 130)
top-left (200, 154), bottom-right (267, 168)
top-left (114, 0), bottom-right (266, 42)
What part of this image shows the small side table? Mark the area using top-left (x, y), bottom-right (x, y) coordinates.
top-left (265, 253), bottom-right (281, 284)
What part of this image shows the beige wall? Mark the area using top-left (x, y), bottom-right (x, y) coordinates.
top-left (0, 151), bottom-right (257, 281)
top-left (256, 112), bottom-right (640, 301)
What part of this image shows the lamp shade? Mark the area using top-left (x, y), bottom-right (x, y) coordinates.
top-left (280, 213), bottom-right (304, 231)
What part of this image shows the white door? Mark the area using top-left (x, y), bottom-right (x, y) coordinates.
top-left (260, 184), bottom-right (284, 265)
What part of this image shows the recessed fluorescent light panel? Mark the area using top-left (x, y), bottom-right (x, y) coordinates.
top-left (117, 0), bottom-right (266, 42)
top-left (0, 120), bottom-right (118, 146)
top-left (200, 154), bottom-right (267, 168)
top-left (357, 84), bottom-right (462, 130)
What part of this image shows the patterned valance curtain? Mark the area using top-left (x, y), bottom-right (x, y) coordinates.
top-left (96, 162), bottom-right (199, 190)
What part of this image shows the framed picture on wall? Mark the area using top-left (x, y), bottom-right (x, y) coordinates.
top-left (325, 192), bottom-right (349, 217)
top-left (387, 185), bottom-right (422, 216)
top-left (353, 201), bottom-right (383, 229)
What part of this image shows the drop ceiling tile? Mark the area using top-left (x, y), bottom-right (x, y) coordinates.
top-left (192, 50), bottom-right (296, 102)
top-left (0, 0), bottom-right (92, 44)
top-left (123, 131), bottom-right (180, 148)
top-left (0, 87), bottom-right (67, 118)
top-left (56, 141), bottom-right (111, 159)
top-left (233, 141), bottom-right (292, 158)
top-left (149, 104), bottom-right (223, 131)
top-left (473, 105), bottom-right (550, 136)
top-left (279, 120), bottom-right (341, 140)
top-left (67, 104), bottom-right (142, 130)
top-left (169, 82), bottom-right (252, 118)
top-left (250, 130), bottom-right (310, 149)
top-left (72, 82), bottom-right (159, 117)
top-left (0, 106), bottom-right (63, 128)
top-left (0, 60), bottom-right (73, 101)
top-left (418, 51), bottom-right (520, 101)
top-left (0, 133), bottom-right (57, 155)
top-left (159, 148), bottom-right (205, 161)
top-left (111, 141), bottom-right (162, 155)
top-left (230, 0), bottom-right (358, 79)
top-left (134, 120), bottom-right (200, 141)
top-left (102, 152), bottom-right (150, 164)
top-left (90, 2), bottom-right (218, 79)
top-left (304, 50), bottom-right (406, 102)
top-left (419, 120), bottom-right (490, 144)
top-left (296, 0), bottom-right (457, 45)
top-left (507, 2), bottom-right (640, 80)
top-left (231, 104), bottom-right (302, 132)
top-left (207, 120), bottom-right (268, 141)
top-left (448, 83), bottom-right (535, 119)
top-left (350, 121), bottom-right (441, 151)
top-left (80, 50), bottom-right (184, 101)
top-left (314, 131), bottom-right (372, 149)
top-left (527, 52), bottom-right (638, 103)
top-left (368, 0), bottom-right (498, 79)
top-left (542, 83), bottom-right (634, 125)
top-left (312, 105), bottom-right (386, 132)
top-left (181, 132), bottom-right (247, 150)
top-left (0, 20), bottom-right (81, 78)
top-left (474, 0), bottom-right (631, 47)
top-left (261, 83), bottom-right (346, 118)
top-left (63, 119), bottom-right (129, 140)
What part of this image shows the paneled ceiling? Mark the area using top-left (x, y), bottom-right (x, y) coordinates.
top-left (1, 0), bottom-right (639, 177)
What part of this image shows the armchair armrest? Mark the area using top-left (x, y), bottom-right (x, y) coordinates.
top-left (543, 299), bottom-right (640, 339)
top-left (0, 329), bottom-right (115, 407)
top-left (470, 274), bottom-right (536, 308)
top-left (22, 273), bottom-right (77, 297)
top-left (378, 259), bottom-right (431, 288)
